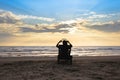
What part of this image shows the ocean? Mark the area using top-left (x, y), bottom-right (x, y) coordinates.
top-left (0, 46), bottom-right (120, 57)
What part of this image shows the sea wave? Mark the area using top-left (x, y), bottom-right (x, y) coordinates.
top-left (0, 46), bottom-right (120, 57)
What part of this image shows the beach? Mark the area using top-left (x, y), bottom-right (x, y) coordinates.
top-left (0, 56), bottom-right (120, 80)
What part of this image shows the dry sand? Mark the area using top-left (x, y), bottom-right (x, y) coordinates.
top-left (0, 56), bottom-right (120, 80)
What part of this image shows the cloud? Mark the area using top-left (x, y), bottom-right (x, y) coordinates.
top-left (0, 9), bottom-right (120, 34)
top-left (17, 15), bottom-right (55, 22)
top-left (0, 9), bottom-right (55, 24)
top-left (86, 21), bottom-right (120, 32)
top-left (0, 23), bottom-right (20, 33)
top-left (88, 14), bottom-right (109, 19)
top-left (0, 10), bottom-right (20, 24)
top-left (83, 11), bottom-right (110, 19)
top-left (18, 19), bottom-right (88, 34)
top-left (20, 24), bottom-right (72, 33)
top-left (20, 18), bottom-right (120, 34)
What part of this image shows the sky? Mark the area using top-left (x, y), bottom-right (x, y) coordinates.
top-left (0, 0), bottom-right (120, 46)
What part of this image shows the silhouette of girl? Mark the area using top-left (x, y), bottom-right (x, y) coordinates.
top-left (56, 39), bottom-right (72, 56)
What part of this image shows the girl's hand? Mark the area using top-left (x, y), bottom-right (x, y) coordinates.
top-left (59, 40), bottom-right (62, 42)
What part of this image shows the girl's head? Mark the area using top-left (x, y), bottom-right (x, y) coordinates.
top-left (63, 40), bottom-right (67, 45)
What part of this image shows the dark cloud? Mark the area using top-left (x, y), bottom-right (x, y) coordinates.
top-left (20, 24), bottom-right (73, 33)
top-left (20, 27), bottom-right (69, 33)
top-left (0, 10), bottom-right (20, 24)
top-left (86, 21), bottom-right (120, 32)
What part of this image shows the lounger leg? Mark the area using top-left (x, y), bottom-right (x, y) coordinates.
top-left (57, 59), bottom-right (60, 64)
top-left (70, 59), bottom-right (72, 64)
top-left (57, 56), bottom-right (60, 64)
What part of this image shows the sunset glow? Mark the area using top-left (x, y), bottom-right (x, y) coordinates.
top-left (0, 0), bottom-right (120, 46)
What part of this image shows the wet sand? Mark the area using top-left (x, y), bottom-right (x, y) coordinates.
top-left (0, 56), bottom-right (120, 80)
